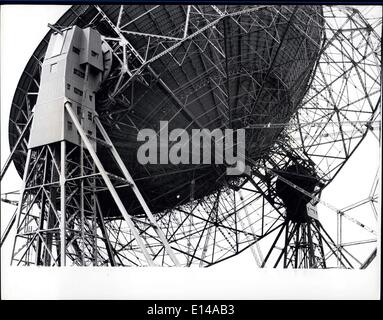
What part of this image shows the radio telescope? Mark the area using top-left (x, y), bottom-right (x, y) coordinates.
top-left (1, 4), bottom-right (380, 268)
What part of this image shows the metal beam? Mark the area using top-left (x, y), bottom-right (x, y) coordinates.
top-left (94, 116), bottom-right (181, 266)
top-left (1, 114), bottom-right (33, 181)
top-left (65, 102), bottom-right (156, 266)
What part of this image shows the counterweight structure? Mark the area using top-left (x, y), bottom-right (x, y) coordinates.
top-left (1, 5), bottom-right (381, 267)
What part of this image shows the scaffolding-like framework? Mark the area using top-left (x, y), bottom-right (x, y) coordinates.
top-left (1, 5), bottom-right (381, 267)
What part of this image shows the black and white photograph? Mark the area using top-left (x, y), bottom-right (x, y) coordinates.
top-left (0, 2), bottom-right (381, 301)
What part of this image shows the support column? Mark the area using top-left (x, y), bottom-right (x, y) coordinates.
top-left (60, 140), bottom-right (66, 266)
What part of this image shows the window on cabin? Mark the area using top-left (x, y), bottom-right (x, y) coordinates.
top-left (50, 63), bottom-right (57, 73)
top-left (72, 46), bottom-right (80, 54)
top-left (74, 87), bottom-right (83, 96)
top-left (73, 68), bottom-right (85, 79)
top-left (67, 121), bottom-right (73, 131)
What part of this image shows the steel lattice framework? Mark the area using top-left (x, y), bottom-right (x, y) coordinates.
top-left (1, 5), bottom-right (381, 268)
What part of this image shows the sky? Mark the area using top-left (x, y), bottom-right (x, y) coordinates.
top-left (0, 5), bottom-right (381, 299)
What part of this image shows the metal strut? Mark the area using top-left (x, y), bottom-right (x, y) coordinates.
top-left (1, 114), bottom-right (33, 181)
top-left (65, 102), bottom-right (180, 266)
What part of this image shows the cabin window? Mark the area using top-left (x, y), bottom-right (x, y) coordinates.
top-left (50, 63), bottom-right (57, 73)
top-left (67, 121), bottom-right (73, 131)
top-left (91, 50), bottom-right (99, 58)
top-left (72, 46), bottom-right (80, 54)
top-left (77, 105), bottom-right (82, 116)
top-left (74, 87), bottom-right (83, 96)
top-left (87, 111), bottom-right (92, 121)
top-left (73, 68), bottom-right (85, 79)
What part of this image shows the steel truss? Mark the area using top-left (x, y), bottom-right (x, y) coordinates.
top-left (93, 5), bottom-right (380, 268)
top-left (1, 5), bottom-right (381, 268)
top-left (9, 103), bottom-right (180, 266)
